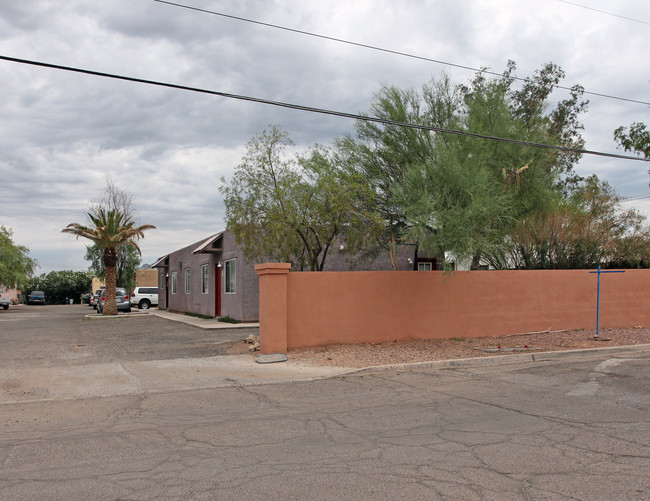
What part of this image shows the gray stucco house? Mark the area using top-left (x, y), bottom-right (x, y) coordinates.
top-left (153, 229), bottom-right (434, 322)
top-left (153, 230), bottom-right (260, 321)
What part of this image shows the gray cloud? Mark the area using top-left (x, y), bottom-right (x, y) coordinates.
top-left (1, 0), bottom-right (648, 273)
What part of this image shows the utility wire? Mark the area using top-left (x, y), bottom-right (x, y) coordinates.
top-left (558, 0), bottom-right (650, 26)
top-left (0, 54), bottom-right (647, 163)
top-left (153, 0), bottom-right (650, 107)
top-left (623, 193), bottom-right (650, 201)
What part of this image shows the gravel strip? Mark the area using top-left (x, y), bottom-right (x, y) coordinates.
top-left (283, 326), bottom-right (650, 368)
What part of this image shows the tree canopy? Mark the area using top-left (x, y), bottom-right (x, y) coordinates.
top-left (29, 270), bottom-right (93, 305)
top-left (220, 126), bottom-right (381, 271)
top-left (85, 242), bottom-right (141, 292)
top-left (223, 62), bottom-right (648, 271)
top-left (338, 62), bottom-right (589, 268)
top-left (62, 208), bottom-right (154, 314)
top-left (614, 122), bottom-right (650, 160)
top-left (487, 176), bottom-right (650, 269)
top-left (614, 122), bottom-right (650, 186)
top-left (0, 226), bottom-right (36, 290)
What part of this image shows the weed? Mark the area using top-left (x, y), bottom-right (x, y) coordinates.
top-left (218, 315), bottom-right (241, 324)
top-left (184, 312), bottom-right (213, 320)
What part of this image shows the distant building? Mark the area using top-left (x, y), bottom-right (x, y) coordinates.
top-left (91, 277), bottom-right (105, 294)
top-left (0, 285), bottom-right (21, 304)
top-left (135, 269), bottom-right (157, 288)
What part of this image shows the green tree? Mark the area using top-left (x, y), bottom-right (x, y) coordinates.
top-left (220, 126), bottom-right (381, 271)
top-left (614, 122), bottom-right (650, 159)
top-left (0, 226), bottom-right (36, 290)
top-left (614, 122), bottom-right (650, 186)
top-left (85, 242), bottom-right (141, 292)
top-left (493, 176), bottom-right (650, 269)
top-left (339, 62), bottom-right (586, 268)
top-left (62, 209), bottom-right (154, 315)
top-left (336, 79), bottom-right (454, 268)
top-left (29, 270), bottom-right (93, 304)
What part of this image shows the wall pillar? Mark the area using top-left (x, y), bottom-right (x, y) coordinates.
top-left (255, 263), bottom-right (291, 354)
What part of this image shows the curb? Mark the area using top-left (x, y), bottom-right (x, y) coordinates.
top-left (531, 344), bottom-right (650, 361)
top-left (344, 343), bottom-right (650, 376)
top-left (149, 310), bottom-right (259, 330)
top-left (84, 311), bottom-right (149, 319)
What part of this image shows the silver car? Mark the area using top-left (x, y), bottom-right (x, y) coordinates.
top-left (97, 287), bottom-right (132, 313)
top-left (91, 288), bottom-right (105, 309)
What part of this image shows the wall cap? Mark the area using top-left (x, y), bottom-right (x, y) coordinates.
top-left (255, 263), bottom-right (292, 276)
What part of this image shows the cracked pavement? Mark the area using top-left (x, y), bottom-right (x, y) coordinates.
top-left (0, 306), bottom-right (648, 499)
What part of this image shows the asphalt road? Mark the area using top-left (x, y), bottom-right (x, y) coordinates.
top-left (0, 305), bottom-right (648, 500)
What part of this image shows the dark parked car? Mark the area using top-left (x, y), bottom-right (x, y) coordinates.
top-left (28, 291), bottom-right (46, 305)
top-left (97, 287), bottom-right (131, 314)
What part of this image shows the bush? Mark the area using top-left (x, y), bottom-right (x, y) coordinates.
top-left (28, 270), bottom-right (94, 305)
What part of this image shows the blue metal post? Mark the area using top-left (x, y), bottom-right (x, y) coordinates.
top-left (589, 266), bottom-right (625, 339)
top-left (595, 265), bottom-right (601, 337)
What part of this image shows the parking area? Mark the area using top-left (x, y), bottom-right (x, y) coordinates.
top-left (0, 304), bottom-right (257, 370)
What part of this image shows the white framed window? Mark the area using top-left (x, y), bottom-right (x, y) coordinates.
top-left (201, 264), bottom-right (209, 294)
top-left (418, 262), bottom-right (432, 271)
top-left (185, 268), bottom-right (191, 294)
top-left (171, 271), bottom-right (177, 294)
top-left (224, 259), bottom-right (236, 294)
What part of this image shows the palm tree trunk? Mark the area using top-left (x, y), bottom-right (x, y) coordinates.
top-left (103, 247), bottom-right (118, 315)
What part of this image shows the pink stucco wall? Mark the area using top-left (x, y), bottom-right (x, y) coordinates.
top-left (256, 266), bottom-right (650, 353)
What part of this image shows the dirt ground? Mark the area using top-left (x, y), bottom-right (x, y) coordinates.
top-left (229, 326), bottom-right (650, 368)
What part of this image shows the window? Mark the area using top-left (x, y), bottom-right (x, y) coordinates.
top-left (417, 258), bottom-right (437, 271)
top-left (201, 264), bottom-right (209, 294)
top-left (171, 271), bottom-right (177, 294)
top-left (224, 259), bottom-right (236, 294)
top-left (185, 268), bottom-right (191, 294)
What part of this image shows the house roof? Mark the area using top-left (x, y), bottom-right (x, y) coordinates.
top-left (151, 255), bottom-right (169, 268)
top-left (193, 232), bottom-right (223, 254)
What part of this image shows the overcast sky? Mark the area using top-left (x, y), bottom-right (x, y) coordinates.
top-left (1, 0), bottom-right (648, 274)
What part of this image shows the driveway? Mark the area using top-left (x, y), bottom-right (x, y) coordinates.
top-left (0, 305), bottom-right (352, 402)
top-left (0, 304), bottom-right (257, 370)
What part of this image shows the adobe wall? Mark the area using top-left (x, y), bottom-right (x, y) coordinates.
top-left (135, 269), bottom-right (158, 288)
top-left (255, 266), bottom-right (650, 353)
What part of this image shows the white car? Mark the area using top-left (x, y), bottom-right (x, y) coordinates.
top-left (130, 287), bottom-right (158, 309)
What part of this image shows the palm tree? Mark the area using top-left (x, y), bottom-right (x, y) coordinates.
top-left (62, 209), bottom-right (155, 315)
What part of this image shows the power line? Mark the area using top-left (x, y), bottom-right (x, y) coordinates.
top-left (623, 193), bottom-right (650, 201)
top-left (0, 54), bottom-right (647, 163)
top-left (558, 0), bottom-right (650, 26)
top-left (153, 0), bottom-right (650, 107)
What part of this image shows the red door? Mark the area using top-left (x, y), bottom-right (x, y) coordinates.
top-left (215, 264), bottom-right (222, 317)
top-left (165, 275), bottom-right (169, 308)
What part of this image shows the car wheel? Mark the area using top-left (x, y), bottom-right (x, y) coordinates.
top-left (2, 304), bottom-right (8, 310)
top-left (139, 299), bottom-right (151, 310)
